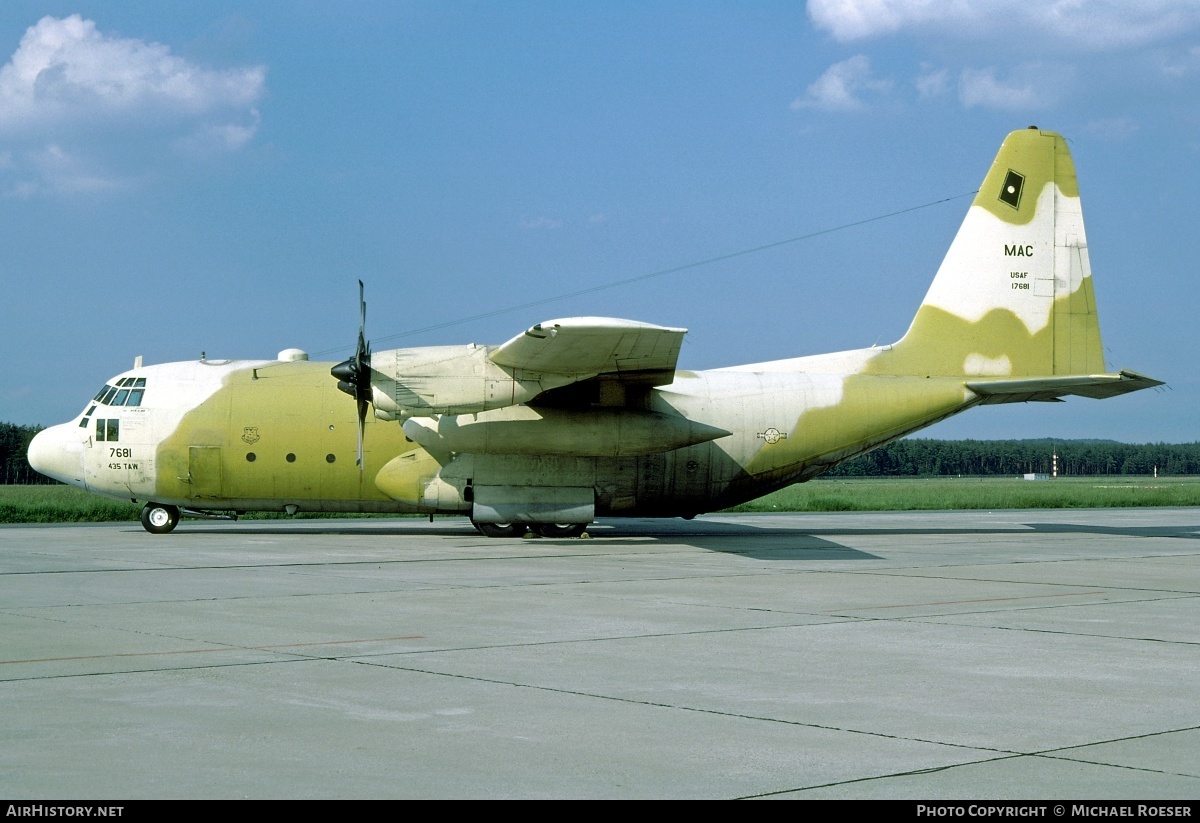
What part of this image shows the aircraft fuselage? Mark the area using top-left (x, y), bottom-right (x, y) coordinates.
top-left (27, 129), bottom-right (1163, 535)
top-left (28, 347), bottom-right (975, 520)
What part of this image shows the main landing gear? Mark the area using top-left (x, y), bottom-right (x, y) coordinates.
top-left (471, 521), bottom-right (589, 539)
top-left (140, 503), bottom-right (181, 534)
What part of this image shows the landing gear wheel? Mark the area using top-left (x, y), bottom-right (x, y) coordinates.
top-left (140, 503), bottom-right (180, 534)
top-left (529, 523), bottom-right (588, 538)
top-left (472, 521), bottom-right (528, 538)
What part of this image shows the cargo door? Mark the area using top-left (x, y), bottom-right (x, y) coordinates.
top-left (189, 446), bottom-right (223, 499)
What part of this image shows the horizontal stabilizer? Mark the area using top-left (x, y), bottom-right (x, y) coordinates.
top-left (966, 370), bottom-right (1164, 404)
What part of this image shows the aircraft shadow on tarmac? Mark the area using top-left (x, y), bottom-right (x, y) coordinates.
top-left (136, 518), bottom-right (876, 561)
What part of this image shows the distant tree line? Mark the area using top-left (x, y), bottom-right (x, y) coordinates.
top-left (1, 422), bottom-right (51, 484)
top-left (826, 438), bottom-right (1200, 477)
top-left (2, 419), bottom-right (1198, 483)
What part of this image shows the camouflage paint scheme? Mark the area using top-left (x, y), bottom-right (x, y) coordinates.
top-left (28, 129), bottom-right (1161, 533)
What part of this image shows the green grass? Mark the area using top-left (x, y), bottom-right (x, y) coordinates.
top-left (3, 477), bottom-right (1199, 524)
top-left (0, 485), bottom-right (413, 524)
top-left (0, 485), bottom-right (142, 523)
top-left (730, 476), bottom-right (1200, 512)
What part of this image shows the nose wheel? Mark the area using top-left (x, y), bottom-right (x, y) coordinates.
top-left (140, 503), bottom-right (180, 534)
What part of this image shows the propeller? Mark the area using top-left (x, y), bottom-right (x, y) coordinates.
top-left (331, 280), bottom-right (372, 473)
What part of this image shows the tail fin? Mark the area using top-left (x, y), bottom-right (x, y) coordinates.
top-left (881, 127), bottom-right (1105, 379)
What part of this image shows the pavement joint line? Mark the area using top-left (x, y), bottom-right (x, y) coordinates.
top-left (831, 589), bottom-right (1110, 610)
top-left (737, 752), bottom-right (1030, 798)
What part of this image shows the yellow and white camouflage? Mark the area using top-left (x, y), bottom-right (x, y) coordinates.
top-left (27, 128), bottom-right (1161, 535)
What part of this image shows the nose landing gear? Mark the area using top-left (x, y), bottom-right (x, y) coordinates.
top-left (140, 503), bottom-right (180, 534)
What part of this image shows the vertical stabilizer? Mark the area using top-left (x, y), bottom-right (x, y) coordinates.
top-left (878, 128), bottom-right (1105, 378)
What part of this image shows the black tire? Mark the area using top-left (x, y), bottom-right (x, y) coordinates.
top-left (140, 503), bottom-right (180, 534)
top-left (472, 521), bottom-right (528, 538)
top-left (529, 523), bottom-right (588, 538)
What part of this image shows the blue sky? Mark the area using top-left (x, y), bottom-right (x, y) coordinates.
top-left (1, 1), bottom-right (1197, 443)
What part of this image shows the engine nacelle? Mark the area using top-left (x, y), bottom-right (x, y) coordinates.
top-left (368, 344), bottom-right (576, 417)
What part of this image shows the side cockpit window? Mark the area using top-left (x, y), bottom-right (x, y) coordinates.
top-left (83, 377), bottom-right (146, 432)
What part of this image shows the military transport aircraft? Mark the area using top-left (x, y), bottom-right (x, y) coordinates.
top-left (28, 128), bottom-right (1161, 536)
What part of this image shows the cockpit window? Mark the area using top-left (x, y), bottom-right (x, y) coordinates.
top-left (92, 379), bottom-right (147, 407)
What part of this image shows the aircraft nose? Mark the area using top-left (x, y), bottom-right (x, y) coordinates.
top-left (27, 424), bottom-right (86, 487)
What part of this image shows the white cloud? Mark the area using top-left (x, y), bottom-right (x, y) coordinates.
top-left (520, 216), bottom-right (564, 230)
top-left (807, 0), bottom-right (1200, 50)
top-left (958, 67), bottom-right (1046, 109)
top-left (1160, 45), bottom-right (1200, 77)
top-left (174, 108), bottom-right (261, 155)
top-left (791, 55), bottom-right (892, 111)
top-left (0, 15), bottom-right (264, 133)
top-left (915, 65), bottom-right (949, 99)
top-left (1, 143), bottom-right (125, 197)
top-left (0, 15), bottom-right (266, 195)
top-left (1083, 117), bottom-right (1140, 141)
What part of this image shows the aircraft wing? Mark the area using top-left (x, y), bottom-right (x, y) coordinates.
top-left (490, 317), bottom-right (686, 384)
top-left (966, 370), bottom-right (1164, 404)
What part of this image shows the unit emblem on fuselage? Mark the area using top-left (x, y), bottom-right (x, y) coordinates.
top-left (242, 427), bottom-right (261, 445)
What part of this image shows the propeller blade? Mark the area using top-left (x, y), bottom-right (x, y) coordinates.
top-left (358, 280), bottom-right (366, 341)
top-left (356, 397), bottom-right (367, 474)
top-left (331, 281), bottom-right (373, 479)
top-left (356, 279), bottom-right (369, 368)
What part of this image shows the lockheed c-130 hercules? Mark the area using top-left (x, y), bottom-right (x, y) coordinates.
top-left (28, 128), bottom-right (1161, 536)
